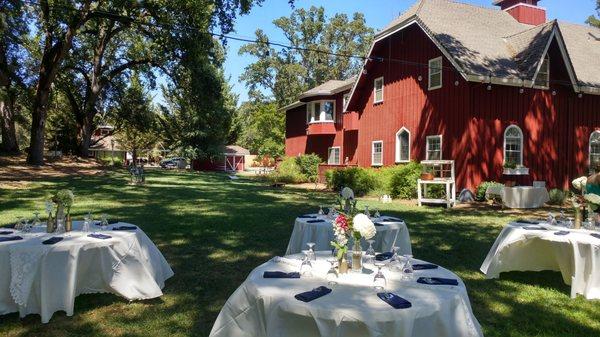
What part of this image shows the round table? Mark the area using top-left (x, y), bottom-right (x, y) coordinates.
top-left (0, 221), bottom-right (174, 323)
top-left (210, 251), bottom-right (482, 337)
top-left (480, 221), bottom-right (600, 299)
top-left (286, 215), bottom-right (412, 256)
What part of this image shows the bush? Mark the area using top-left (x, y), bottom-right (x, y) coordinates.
top-left (295, 154), bottom-right (321, 183)
top-left (475, 181), bottom-right (504, 201)
top-left (270, 157), bottom-right (304, 184)
top-left (548, 189), bottom-right (568, 205)
top-left (389, 162), bottom-right (423, 199)
top-left (325, 167), bottom-right (379, 197)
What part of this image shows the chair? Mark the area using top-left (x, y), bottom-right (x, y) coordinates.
top-left (533, 181), bottom-right (546, 188)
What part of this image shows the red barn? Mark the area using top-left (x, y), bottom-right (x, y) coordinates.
top-left (284, 0), bottom-right (600, 191)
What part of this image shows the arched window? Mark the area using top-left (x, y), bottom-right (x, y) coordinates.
top-left (395, 127), bottom-right (410, 163)
top-left (504, 125), bottom-right (523, 166)
top-left (590, 131), bottom-right (600, 171)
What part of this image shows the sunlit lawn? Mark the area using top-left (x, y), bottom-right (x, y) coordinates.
top-left (0, 169), bottom-right (599, 337)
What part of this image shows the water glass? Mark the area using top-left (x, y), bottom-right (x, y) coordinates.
top-left (299, 251), bottom-right (313, 278)
top-left (306, 242), bottom-right (316, 261)
top-left (318, 205), bottom-right (324, 215)
top-left (82, 213), bottom-right (91, 233)
top-left (373, 209), bottom-right (381, 218)
top-left (364, 206), bottom-right (370, 217)
top-left (56, 217), bottom-right (66, 234)
top-left (100, 214), bottom-right (108, 231)
top-left (402, 254), bottom-right (414, 281)
top-left (373, 262), bottom-right (387, 291)
top-left (365, 239), bottom-right (376, 264)
top-left (326, 258), bottom-right (338, 286)
top-left (32, 212), bottom-right (41, 227)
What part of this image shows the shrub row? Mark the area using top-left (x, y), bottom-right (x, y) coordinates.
top-left (269, 154), bottom-right (321, 184)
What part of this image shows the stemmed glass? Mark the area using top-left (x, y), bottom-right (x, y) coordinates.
top-left (402, 254), bottom-right (414, 281)
top-left (373, 261), bottom-right (387, 291)
top-left (32, 212), bottom-right (41, 227)
top-left (100, 214), bottom-right (108, 231)
top-left (373, 209), bottom-right (381, 219)
top-left (82, 212), bottom-right (92, 233)
top-left (306, 242), bottom-right (316, 261)
top-left (299, 251), bottom-right (313, 278)
top-left (365, 239), bottom-right (376, 264)
top-left (15, 217), bottom-right (24, 231)
top-left (21, 218), bottom-right (32, 233)
top-left (364, 206), bottom-right (370, 217)
top-left (318, 205), bottom-right (324, 216)
top-left (55, 217), bottom-right (66, 235)
top-left (326, 258), bottom-right (338, 286)
top-left (389, 246), bottom-right (401, 271)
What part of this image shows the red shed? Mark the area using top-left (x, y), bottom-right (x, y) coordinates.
top-left (192, 145), bottom-right (250, 172)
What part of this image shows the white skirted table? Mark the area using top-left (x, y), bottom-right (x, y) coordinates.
top-left (210, 251), bottom-right (482, 337)
top-left (502, 186), bottom-right (550, 209)
top-left (285, 215), bottom-right (411, 256)
top-left (0, 221), bottom-right (174, 323)
top-left (480, 220), bottom-right (600, 299)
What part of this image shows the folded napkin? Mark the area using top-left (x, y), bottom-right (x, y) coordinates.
top-left (42, 237), bottom-right (64, 245)
top-left (375, 252), bottom-right (393, 261)
top-left (383, 217), bottom-right (403, 222)
top-left (306, 220), bottom-right (325, 224)
top-left (377, 292), bottom-right (412, 309)
top-left (263, 271), bottom-right (300, 279)
top-left (516, 219), bottom-right (541, 224)
top-left (295, 286), bottom-right (332, 302)
top-left (523, 226), bottom-right (547, 231)
top-left (88, 233), bottom-right (112, 240)
top-left (0, 236), bottom-right (23, 243)
top-left (0, 231), bottom-right (13, 235)
top-left (591, 233), bottom-right (600, 240)
top-left (412, 263), bottom-right (438, 270)
top-left (374, 222), bottom-right (385, 227)
top-left (112, 225), bottom-right (137, 231)
top-left (554, 231), bottom-right (571, 236)
top-left (298, 215), bottom-right (317, 219)
top-left (416, 277), bottom-right (459, 286)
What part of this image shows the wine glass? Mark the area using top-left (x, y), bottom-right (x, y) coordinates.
top-left (373, 261), bottom-right (387, 291)
top-left (100, 214), bottom-right (108, 231)
top-left (364, 206), bottom-right (370, 217)
top-left (55, 217), bottom-right (66, 234)
top-left (32, 212), bottom-right (41, 227)
top-left (373, 209), bottom-right (381, 218)
top-left (318, 205), bottom-right (324, 216)
top-left (299, 251), bottom-right (313, 277)
top-left (365, 239), bottom-right (376, 264)
top-left (326, 258), bottom-right (338, 286)
top-left (402, 254), bottom-right (414, 281)
top-left (306, 242), bottom-right (316, 261)
top-left (15, 217), bottom-right (24, 231)
top-left (82, 213), bottom-right (91, 233)
top-left (21, 218), bottom-right (32, 233)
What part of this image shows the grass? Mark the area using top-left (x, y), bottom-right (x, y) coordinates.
top-left (0, 169), bottom-right (599, 337)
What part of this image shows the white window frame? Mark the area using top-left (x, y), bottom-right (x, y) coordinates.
top-left (428, 57), bottom-right (443, 91)
top-left (373, 77), bottom-right (384, 104)
top-left (372, 140), bottom-right (383, 166)
top-left (590, 130), bottom-right (600, 172)
top-left (327, 146), bottom-right (341, 165)
top-left (533, 55), bottom-right (550, 89)
top-left (306, 100), bottom-right (336, 124)
top-left (343, 93), bottom-right (350, 112)
top-left (426, 135), bottom-right (442, 160)
top-left (395, 127), bottom-right (411, 163)
top-left (503, 125), bottom-right (524, 166)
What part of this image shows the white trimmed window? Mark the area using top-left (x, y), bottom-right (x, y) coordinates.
top-left (428, 57), bottom-right (443, 90)
top-left (426, 135), bottom-right (442, 160)
top-left (504, 125), bottom-right (523, 166)
top-left (306, 100), bottom-right (335, 123)
top-left (328, 147), bottom-right (341, 165)
top-left (395, 127), bottom-right (410, 163)
top-left (372, 141), bottom-right (383, 166)
top-left (374, 77), bottom-right (384, 103)
top-left (343, 93), bottom-right (350, 112)
top-left (590, 131), bottom-right (600, 171)
top-left (534, 56), bottom-right (550, 88)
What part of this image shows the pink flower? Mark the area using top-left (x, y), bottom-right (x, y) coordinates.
top-left (335, 214), bottom-right (349, 232)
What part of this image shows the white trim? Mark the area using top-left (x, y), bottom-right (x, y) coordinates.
top-left (343, 92), bottom-right (350, 112)
top-left (395, 127), bottom-right (411, 163)
top-left (533, 55), bottom-right (549, 89)
top-left (552, 25), bottom-right (580, 92)
top-left (426, 135), bottom-right (442, 160)
top-left (327, 146), bottom-right (341, 165)
top-left (428, 57), bottom-right (443, 90)
top-left (503, 125), bottom-right (524, 166)
top-left (306, 100), bottom-right (336, 124)
top-left (503, 3), bottom-right (546, 12)
top-left (371, 140), bottom-right (383, 166)
top-left (589, 130), bottom-right (600, 170)
top-left (373, 76), bottom-right (384, 104)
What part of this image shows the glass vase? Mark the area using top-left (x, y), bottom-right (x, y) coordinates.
top-left (338, 255), bottom-right (349, 274)
top-left (351, 240), bottom-right (362, 272)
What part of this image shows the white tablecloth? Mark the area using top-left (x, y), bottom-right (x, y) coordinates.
top-left (210, 251), bottom-right (482, 337)
top-left (0, 221), bottom-right (174, 323)
top-left (480, 221), bottom-right (600, 299)
top-left (502, 187), bottom-right (550, 209)
top-left (285, 215), bottom-right (412, 256)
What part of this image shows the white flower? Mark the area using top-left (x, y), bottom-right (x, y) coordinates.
top-left (336, 234), bottom-right (348, 246)
top-left (341, 187), bottom-right (354, 200)
top-left (572, 176), bottom-right (587, 191)
top-left (352, 213), bottom-right (376, 240)
top-left (584, 193), bottom-right (600, 205)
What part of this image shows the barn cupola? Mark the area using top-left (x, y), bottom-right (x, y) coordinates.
top-left (494, 0), bottom-right (546, 26)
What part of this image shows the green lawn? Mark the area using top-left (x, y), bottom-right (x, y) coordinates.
top-left (0, 169), bottom-right (599, 337)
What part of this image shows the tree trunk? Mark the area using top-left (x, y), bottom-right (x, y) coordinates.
top-left (0, 96), bottom-right (19, 153)
top-left (27, 72), bottom-right (52, 165)
top-left (132, 148), bottom-right (138, 167)
top-left (78, 112), bottom-right (94, 157)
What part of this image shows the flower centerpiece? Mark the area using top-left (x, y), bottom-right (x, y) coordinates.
top-left (51, 189), bottom-right (75, 232)
top-left (330, 187), bottom-right (377, 273)
top-left (571, 176), bottom-right (587, 229)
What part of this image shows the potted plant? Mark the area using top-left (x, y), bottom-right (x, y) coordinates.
top-left (420, 166), bottom-right (434, 181)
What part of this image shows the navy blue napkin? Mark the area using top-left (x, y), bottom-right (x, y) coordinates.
top-left (0, 236), bottom-right (23, 243)
top-left (554, 231), bottom-right (570, 236)
top-left (306, 220), bottom-right (325, 224)
top-left (374, 222), bottom-right (385, 227)
top-left (42, 237), bottom-right (63, 245)
top-left (383, 217), bottom-right (403, 222)
top-left (412, 263), bottom-right (438, 270)
top-left (88, 233), bottom-right (112, 240)
top-left (591, 233), bottom-right (600, 240)
top-left (523, 226), bottom-right (547, 231)
top-left (417, 277), bottom-right (459, 286)
top-left (377, 292), bottom-right (412, 309)
top-left (108, 220), bottom-right (119, 225)
top-left (516, 219), bottom-right (540, 224)
top-left (263, 271), bottom-right (300, 279)
top-left (0, 231), bottom-right (13, 235)
top-left (295, 286), bottom-right (332, 302)
top-left (112, 225), bottom-right (137, 231)
top-left (375, 252), bottom-right (393, 261)
top-left (298, 215), bottom-right (317, 219)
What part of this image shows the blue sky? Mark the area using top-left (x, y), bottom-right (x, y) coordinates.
top-left (224, 0), bottom-right (598, 103)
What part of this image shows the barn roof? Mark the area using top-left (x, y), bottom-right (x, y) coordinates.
top-left (224, 145), bottom-right (250, 155)
top-left (298, 77), bottom-right (356, 99)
